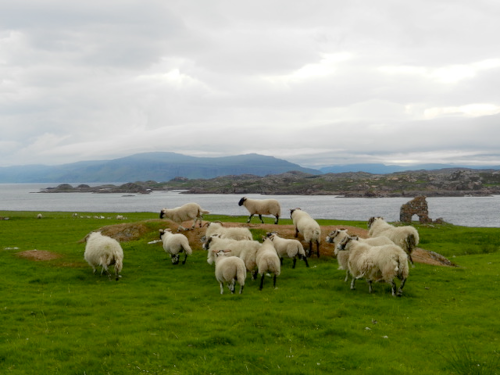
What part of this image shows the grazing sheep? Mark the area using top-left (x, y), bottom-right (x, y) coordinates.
top-left (266, 232), bottom-right (309, 268)
top-left (36, 213), bottom-right (43, 219)
top-left (326, 229), bottom-right (396, 282)
top-left (84, 232), bottom-right (124, 281)
top-left (203, 235), bottom-right (261, 279)
top-left (337, 235), bottom-right (409, 297)
top-left (159, 229), bottom-right (193, 265)
top-left (290, 208), bottom-right (321, 257)
top-left (203, 221), bottom-right (253, 241)
top-left (238, 197), bottom-right (281, 224)
top-left (159, 203), bottom-right (210, 231)
top-left (213, 250), bottom-right (246, 294)
top-left (368, 217), bottom-right (419, 266)
top-left (256, 237), bottom-right (281, 290)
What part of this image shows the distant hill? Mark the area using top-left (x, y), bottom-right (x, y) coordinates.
top-left (0, 152), bottom-right (320, 183)
top-left (319, 163), bottom-right (500, 174)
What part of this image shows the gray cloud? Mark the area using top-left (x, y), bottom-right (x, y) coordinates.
top-left (1, 0), bottom-right (499, 169)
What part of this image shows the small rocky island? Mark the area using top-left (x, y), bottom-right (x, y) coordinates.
top-left (39, 168), bottom-right (500, 198)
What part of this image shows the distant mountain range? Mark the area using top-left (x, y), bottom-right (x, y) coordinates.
top-left (0, 152), bottom-right (498, 183)
top-left (0, 152), bottom-right (319, 183)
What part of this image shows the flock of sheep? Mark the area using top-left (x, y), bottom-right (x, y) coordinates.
top-left (84, 196), bottom-right (420, 297)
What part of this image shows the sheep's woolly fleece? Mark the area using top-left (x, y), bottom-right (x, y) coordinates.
top-left (15, 219), bottom-right (456, 267)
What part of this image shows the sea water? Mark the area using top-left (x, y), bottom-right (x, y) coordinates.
top-left (0, 183), bottom-right (499, 227)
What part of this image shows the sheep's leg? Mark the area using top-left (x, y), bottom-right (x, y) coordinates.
top-left (258, 214), bottom-right (264, 224)
top-left (344, 270), bottom-right (349, 282)
top-left (302, 255), bottom-right (309, 268)
top-left (397, 278), bottom-right (407, 297)
top-left (292, 257), bottom-right (296, 269)
top-left (350, 278), bottom-right (356, 290)
top-left (273, 274), bottom-right (277, 289)
top-left (259, 274), bottom-right (265, 290)
top-left (229, 280), bottom-right (235, 294)
top-left (247, 214), bottom-right (254, 223)
top-left (280, 257), bottom-right (283, 266)
top-left (316, 240), bottom-right (320, 258)
top-left (239, 284), bottom-right (244, 294)
top-left (251, 270), bottom-right (258, 280)
top-left (391, 281), bottom-right (397, 296)
top-left (408, 253), bottom-right (414, 267)
top-left (219, 282), bottom-right (224, 295)
top-left (294, 227), bottom-right (299, 238)
top-left (182, 253), bottom-right (188, 265)
top-left (367, 280), bottom-right (373, 293)
top-left (274, 215), bottom-right (279, 225)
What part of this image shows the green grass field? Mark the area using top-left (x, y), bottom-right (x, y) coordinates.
top-left (1, 211), bottom-right (499, 374)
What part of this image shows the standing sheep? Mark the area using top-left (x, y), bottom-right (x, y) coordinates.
top-left (266, 232), bottom-right (309, 268)
top-left (213, 250), bottom-right (246, 294)
top-left (368, 217), bottom-right (419, 266)
top-left (238, 197), bottom-right (281, 224)
top-left (84, 232), bottom-right (124, 281)
top-left (256, 237), bottom-right (281, 290)
top-left (159, 203), bottom-right (210, 231)
top-left (203, 221), bottom-right (253, 241)
top-left (290, 208), bottom-right (321, 257)
top-left (203, 235), bottom-right (261, 279)
top-left (337, 235), bottom-right (410, 297)
top-left (159, 229), bottom-right (193, 265)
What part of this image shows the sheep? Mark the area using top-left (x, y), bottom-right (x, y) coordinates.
top-left (84, 231), bottom-right (124, 281)
top-left (367, 217), bottom-right (419, 266)
top-left (256, 237), bottom-right (281, 290)
top-left (159, 203), bottom-right (210, 231)
top-left (213, 250), bottom-right (246, 294)
top-left (337, 235), bottom-right (409, 297)
top-left (159, 229), bottom-right (193, 265)
top-left (238, 197), bottom-right (281, 224)
top-left (203, 235), bottom-right (261, 279)
top-left (326, 228), bottom-right (396, 282)
top-left (202, 221), bottom-right (253, 241)
top-left (36, 213), bottom-right (43, 219)
top-left (290, 208), bottom-right (321, 257)
top-left (266, 232), bottom-right (309, 268)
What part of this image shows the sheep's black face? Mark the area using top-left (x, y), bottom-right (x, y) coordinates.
top-left (171, 254), bottom-right (180, 265)
top-left (238, 197), bottom-right (247, 206)
top-left (159, 210), bottom-right (165, 219)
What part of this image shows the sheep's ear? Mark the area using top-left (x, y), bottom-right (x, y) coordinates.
top-left (352, 235), bottom-right (359, 240)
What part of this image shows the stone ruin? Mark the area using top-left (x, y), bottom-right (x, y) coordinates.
top-left (400, 196), bottom-right (444, 224)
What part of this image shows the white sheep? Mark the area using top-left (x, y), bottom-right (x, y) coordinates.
top-left (290, 208), bottom-right (321, 257)
top-left (203, 235), bottom-right (261, 279)
top-left (213, 250), bottom-right (246, 294)
top-left (266, 232), bottom-right (309, 268)
top-left (337, 235), bottom-right (409, 297)
top-left (159, 203), bottom-right (210, 231)
top-left (159, 229), bottom-right (193, 265)
top-left (36, 213), bottom-right (43, 219)
top-left (326, 229), bottom-right (396, 282)
top-left (367, 217), bottom-right (419, 266)
top-left (84, 232), bottom-right (124, 281)
top-left (256, 237), bottom-right (281, 290)
top-left (238, 197), bottom-right (281, 224)
top-left (203, 221), bottom-right (253, 241)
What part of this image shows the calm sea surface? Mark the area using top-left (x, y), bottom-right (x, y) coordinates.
top-left (1, 183), bottom-right (499, 227)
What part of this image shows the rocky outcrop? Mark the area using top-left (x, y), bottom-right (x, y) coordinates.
top-left (399, 196), bottom-right (445, 224)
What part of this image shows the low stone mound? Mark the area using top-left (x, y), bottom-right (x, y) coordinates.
top-left (17, 250), bottom-right (62, 261)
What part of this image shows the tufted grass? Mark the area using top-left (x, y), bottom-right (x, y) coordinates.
top-left (1, 211), bottom-right (500, 374)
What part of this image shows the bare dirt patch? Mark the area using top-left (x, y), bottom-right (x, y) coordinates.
top-left (17, 250), bottom-right (62, 261)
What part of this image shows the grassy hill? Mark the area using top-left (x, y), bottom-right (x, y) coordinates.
top-left (1, 211), bottom-right (499, 374)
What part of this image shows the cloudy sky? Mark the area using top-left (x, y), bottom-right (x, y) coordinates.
top-left (1, 0), bottom-right (500, 169)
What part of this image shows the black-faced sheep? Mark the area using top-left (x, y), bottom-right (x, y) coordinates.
top-left (159, 203), bottom-right (210, 231)
top-left (266, 232), bottom-right (309, 268)
top-left (238, 197), bottom-right (281, 224)
top-left (290, 208), bottom-right (321, 257)
top-left (84, 232), bottom-right (124, 281)
top-left (367, 217), bottom-right (419, 266)
top-left (326, 229), bottom-right (396, 282)
top-left (213, 250), bottom-right (247, 294)
top-left (337, 235), bottom-right (409, 297)
top-left (159, 229), bottom-right (193, 265)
